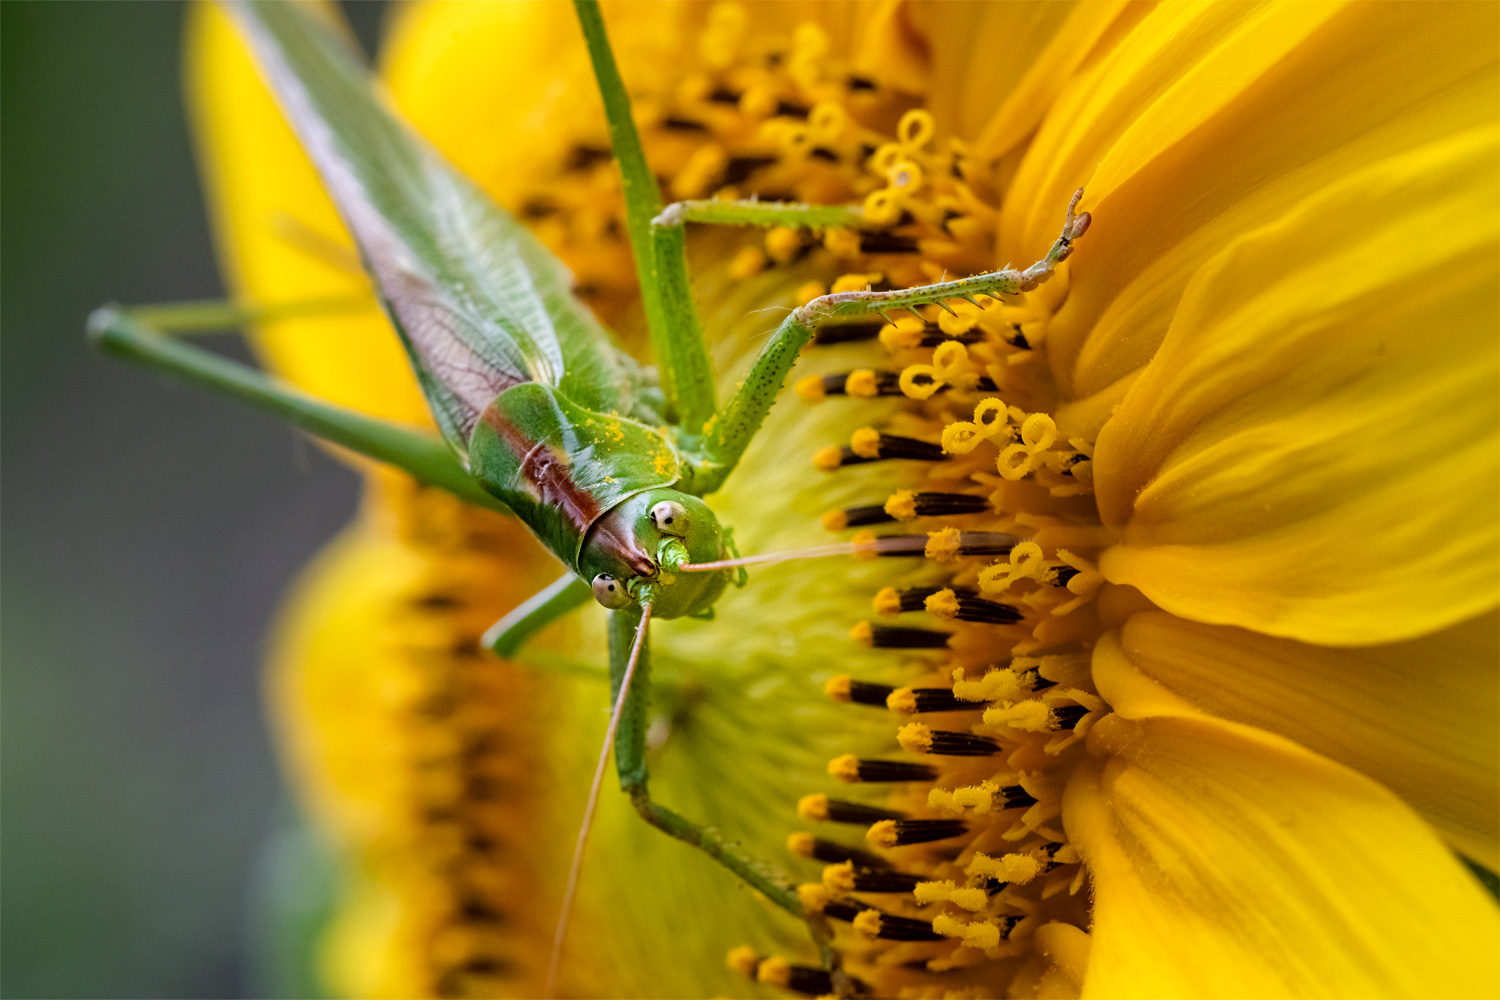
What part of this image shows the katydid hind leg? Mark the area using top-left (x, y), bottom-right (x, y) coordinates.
top-left (88, 305), bottom-right (508, 515)
top-left (483, 573), bottom-right (592, 657)
top-left (688, 189), bottom-right (1091, 493)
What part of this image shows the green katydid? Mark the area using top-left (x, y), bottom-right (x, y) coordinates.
top-left (87, 0), bottom-right (1090, 990)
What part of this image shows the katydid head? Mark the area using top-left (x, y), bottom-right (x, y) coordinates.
top-left (578, 488), bottom-right (730, 619)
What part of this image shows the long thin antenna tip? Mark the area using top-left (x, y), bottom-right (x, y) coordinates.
top-left (543, 604), bottom-right (652, 999)
top-left (678, 542), bottom-right (870, 573)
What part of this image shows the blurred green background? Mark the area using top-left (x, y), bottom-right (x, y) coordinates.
top-left (2, 3), bottom-right (383, 996)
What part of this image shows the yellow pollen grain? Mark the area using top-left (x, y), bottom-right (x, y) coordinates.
top-left (821, 508), bottom-right (848, 531)
top-left (765, 226), bottom-right (803, 264)
top-left (924, 588), bottom-right (961, 619)
top-left (885, 687), bottom-right (918, 715)
top-left (728, 245), bottom-right (767, 279)
top-left (968, 851), bottom-right (1043, 885)
top-left (849, 621), bottom-right (875, 646)
top-left (844, 369), bottom-right (879, 398)
top-left (930, 780), bottom-right (998, 815)
top-left (852, 910), bottom-right (884, 939)
top-left (866, 819), bottom-right (899, 849)
top-left (795, 375), bottom-right (826, 403)
top-left (937, 310), bottom-right (979, 337)
top-left (797, 793), bottom-right (830, 821)
top-left (898, 363), bottom-right (944, 401)
top-left (898, 721), bottom-right (933, 753)
top-left (872, 586), bottom-right (903, 617)
top-left (828, 754), bottom-right (862, 783)
top-left (796, 882), bottom-right (830, 913)
top-left (755, 956), bottom-right (792, 988)
top-left (913, 879), bottom-right (989, 912)
top-left (822, 860), bottom-right (857, 893)
top-left (925, 527), bottom-right (962, 562)
top-left (832, 272), bottom-right (882, 294)
top-left (813, 445), bottom-right (843, 471)
top-left (795, 281), bottom-right (826, 307)
top-left (953, 666), bottom-right (1028, 703)
top-left (786, 831), bottom-right (816, 858)
top-left (823, 674), bottom-right (852, 702)
top-left (933, 913), bottom-right (1001, 950)
top-left (849, 427), bottom-right (881, 458)
top-left (883, 489), bottom-right (917, 521)
top-left (726, 945), bottom-right (761, 979)
top-left (879, 316), bottom-right (927, 353)
top-left (941, 421), bottom-right (982, 454)
top-left (823, 228), bottom-right (861, 258)
top-left (984, 700), bottom-right (1053, 732)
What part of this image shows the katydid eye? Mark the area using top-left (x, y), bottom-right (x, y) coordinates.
top-left (650, 500), bottom-right (690, 536)
top-left (591, 574), bottom-right (631, 609)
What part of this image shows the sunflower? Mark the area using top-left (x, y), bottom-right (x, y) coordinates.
top-left (187, 1), bottom-right (1499, 997)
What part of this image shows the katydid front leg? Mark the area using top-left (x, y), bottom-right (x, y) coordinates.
top-left (483, 573), bottom-right (592, 657)
top-left (88, 303), bottom-right (508, 515)
top-left (684, 190), bottom-right (1091, 493)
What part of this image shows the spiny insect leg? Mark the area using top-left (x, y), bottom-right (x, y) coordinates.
top-left (652, 198), bottom-right (865, 231)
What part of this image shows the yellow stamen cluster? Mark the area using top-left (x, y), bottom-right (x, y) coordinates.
top-left (496, 6), bottom-right (1117, 996)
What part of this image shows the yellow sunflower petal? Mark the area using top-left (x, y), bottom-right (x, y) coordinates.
top-left (1096, 610), bottom-right (1500, 871)
top-left (185, 3), bottom-right (429, 424)
top-left (997, 1), bottom-right (1498, 398)
top-left (1068, 708), bottom-right (1500, 999)
top-left (1090, 126), bottom-right (1499, 645)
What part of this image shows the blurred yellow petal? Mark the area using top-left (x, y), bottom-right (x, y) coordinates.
top-left (1091, 126), bottom-right (1499, 645)
top-left (185, 2), bottom-right (429, 424)
top-left (998, 1), bottom-right (1498, 397)
top-left (1068, 709), bottom-right (1500, 999)
top-left (1095, 610), bottom-right (1500, 870)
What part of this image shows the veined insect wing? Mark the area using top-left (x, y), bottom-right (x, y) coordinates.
top-left (226, 0), bottom-right (635, 452)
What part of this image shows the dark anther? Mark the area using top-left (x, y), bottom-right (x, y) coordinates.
top-left (858, 232), bottom-right (922, 255)
top-left (909, 687), bottom-right (970, 713)
top-left (810, 146), bottom-right (841, 163)
top-left (838, 503), bottom-right (896, 527)
top-left (865, 913), bottom-right (944, 942)
top-left (1000, 785), bottom-right (1040, 809)
top-left (812, 320), bottom-right (885, 345)
top-left (823, 899), bottom-right (873, 922)
top-left (818, 370), bottom-right (902, 397)
top-left (722, 155), bottom-right (778, 186)
top-left (861, 623), bottom-right (952, 649)
top-left (947, 596), bottom-right (1024, 625)
top-left (564, 144), bottom-right (612, 172)
top-left (847, 74), bottom-right (877, 91)
top-left (847, 759), bottom-right (940, 782)
top-left (887, 818), bottom-right (969, 845)
top-left (1004, 324), bottom-right (1030, 349)
top-left (950, 531), bottom-right (1020, 557)
top-left (1049, 564), bottom-right (1081, 587)
top-left (907, 322), bottom-right (983, 347)
top-left (661, 115), bottom-right (710, 133)
top-left (846, 868), bottom-right (923, 893)
top-left (846, 679), bottom-right (896, 706)
top-left (804, 836), bottom-right (891, 869)
top-left (806, 837), bottom-right (891, 869)
top-left (975, 376), bottom-right (999, 392)
top-left (923, 730), bottom-right (1003, 756)
top-left (825, 445), bottom-right (877, 468)
top-left (774, 99), bottom-right (811, 119)
top-left (519, 197), bottom-right (558, 220)
top-left (869, 434), bottom-right (946, 461)
top-left (826, 799), bottom-right (906, 825)
top-left (1015, 666), bottom-right (1057, 692)
top-left (411, 591), bottom-right (464, 610)
top-left (910, 492), bottom-right (991, 517)
top-left (1054, 704), bottom-right (1090, 730)
top-left (708, 86), bottom-right (741, 104)
top-left (785, 966), bottom-right (835, 997)
top-left (459, 898), bottom-right (506, 924)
